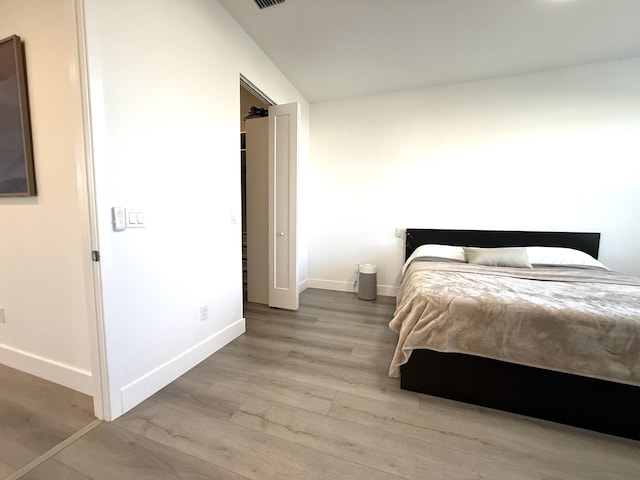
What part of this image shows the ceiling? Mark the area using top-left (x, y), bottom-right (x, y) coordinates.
top-left (218, 0), bottom-right (640, 103)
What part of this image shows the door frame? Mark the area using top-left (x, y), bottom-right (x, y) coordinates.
top-left (240, 76), bottom-right (300, 310)
top-left (240, 75), bottom-right (275, 107)
top-left (75, 0), bottom-right (109, 420)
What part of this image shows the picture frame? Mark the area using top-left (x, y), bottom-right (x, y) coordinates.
top-left (0, 34), bottom-right (36, 197)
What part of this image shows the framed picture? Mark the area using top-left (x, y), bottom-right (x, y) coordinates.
top-left (0, 34), bottom-right (35, 197)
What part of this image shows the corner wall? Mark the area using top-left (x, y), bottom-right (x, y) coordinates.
top-left (82, 0), bottom-right (309, 419)
top-left (309, 57), bottom-right (640, 293)
top-left (0, 0), bottom-right (94, 394)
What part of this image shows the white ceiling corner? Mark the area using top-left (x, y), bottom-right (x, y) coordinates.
top-left (219, 0), bottom-right (640, 102)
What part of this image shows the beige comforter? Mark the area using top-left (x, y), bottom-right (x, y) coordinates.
top-left (389, 261), bottom-right (640, 386)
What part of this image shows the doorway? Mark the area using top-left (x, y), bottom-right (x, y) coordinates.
top-left (239, 78), bottom-right (300, 311)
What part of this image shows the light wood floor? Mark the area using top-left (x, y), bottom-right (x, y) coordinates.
top-left (0, 363), bottom-right (95, 479)
top-left (8, 288), bottom-right (640, 479)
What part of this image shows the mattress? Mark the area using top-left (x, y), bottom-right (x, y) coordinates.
top-left (389, 261), bottom-right (640, 386)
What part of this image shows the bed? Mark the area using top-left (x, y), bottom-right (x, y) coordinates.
top-left (390, 229), bottom-right (640, 441)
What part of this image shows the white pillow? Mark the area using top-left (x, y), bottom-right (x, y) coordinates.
top-left (525, 246), bottom-right (609, 270)
top-left (464, 247), bottom-right (532, 269)
top-left (402, 244), bottom-right (466, 275)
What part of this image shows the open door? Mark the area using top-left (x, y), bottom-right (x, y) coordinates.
top-left (268, 103), bottom-right (299, 310)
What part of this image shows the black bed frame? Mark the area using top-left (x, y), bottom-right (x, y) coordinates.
top-left (400, 229), bottom-right (640, 441)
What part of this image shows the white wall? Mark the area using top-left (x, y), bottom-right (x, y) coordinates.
top-left (82, 0), bottom-right (309, 419)
top-left (309, 57), bottom-right (640, 294)
top-left (0, 0), bottom-right (94, 394)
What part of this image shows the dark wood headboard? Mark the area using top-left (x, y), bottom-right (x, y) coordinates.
top-left (405, 229), bottom-right (601, 260)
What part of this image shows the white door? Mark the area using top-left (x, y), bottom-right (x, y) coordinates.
top-left (268, 103), bottom-right (299, 310)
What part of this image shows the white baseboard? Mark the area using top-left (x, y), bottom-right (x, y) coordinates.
top-left (299, 278), bottom-right (309, 293)
top-left (119, 318), bottom-right (246, 414)
top-left (0, 343), bottom-right (93, 395)
top-left (307, 278), bottom-right (357, 293)
top-left (377, 284), bottom-right (399, 297)
top-left (307, 279), bottom-right (398, 297)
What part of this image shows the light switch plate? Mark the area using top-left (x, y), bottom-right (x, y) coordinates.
top-left (126, 209), bottom-right (146, 228)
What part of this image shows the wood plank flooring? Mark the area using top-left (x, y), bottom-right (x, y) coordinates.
top-left (0, 364), bottom-right (95, 479)
top-left (9, 288), bottom-right (640, 479)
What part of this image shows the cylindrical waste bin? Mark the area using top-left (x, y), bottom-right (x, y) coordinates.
top-left (357, 264), bottom-right (377, 301)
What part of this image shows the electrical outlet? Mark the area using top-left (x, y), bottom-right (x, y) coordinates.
top-left (0, 308), bottom-right (5, 323)
top-left (200, 305), bottom-right (208, 321)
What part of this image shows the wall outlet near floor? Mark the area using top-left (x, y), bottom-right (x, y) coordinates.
top-left (0, 308), bottom-right (5, 323)
top-left (200, 305), bottom-right (208, 321)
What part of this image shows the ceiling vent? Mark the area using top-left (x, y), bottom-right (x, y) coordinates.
top-left (254, 0), bottom-right (285, 9)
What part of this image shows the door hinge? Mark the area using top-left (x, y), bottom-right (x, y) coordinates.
top-left (92, 250), bottom-right (100, 262)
